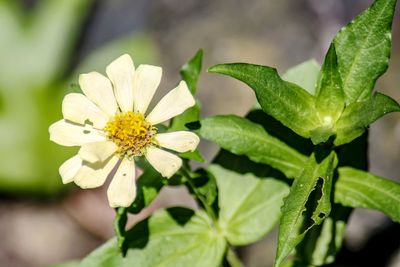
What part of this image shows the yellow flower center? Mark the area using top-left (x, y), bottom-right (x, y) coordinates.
top-left (104, 111), bottom-right (157, 157)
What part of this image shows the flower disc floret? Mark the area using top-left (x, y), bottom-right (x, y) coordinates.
top-left (104, 111), bottom-right (157, 157)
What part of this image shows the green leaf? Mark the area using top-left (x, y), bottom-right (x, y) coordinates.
top-left (198, 115), bottom-right (307, 179)
top-left (179, 149), bottom-right (205, 162)
top-left (208, 63), bottom-right (319, 138)
top-left (310, 44), bottom-right (345, 145)
top-left (180, 49), bottom-right (203, 94)
top-left (246, 110), bottom-right (313, 157)
top-left (282, 59), bottom-right (320, 96)
top-left (333, 0), bottom-right (397, 104)
top-left (113, 207), bottom-right (128, 252)
top-left (80, 208), bottom-right (226, 267)
top-left (169, 49), bottom-right (203, 132)
top-left (334, 92), bottom-right (400, 146)
top-left (335, 167), bottom-right (400, 223)
top-left (127, 161), bottom-right (165, 214)
top-left (209, 165), bottom-right (289, 245)
top-left (275, 150), bottom-right (337, 267)
top-left (295, 205), bottom-right (349, 266)
top-left (316, 43), bottom-right (345, 123)
top-left (187, 168), bottom-right (218, 209)
top-left (225, 248), bottom-right (245, 267)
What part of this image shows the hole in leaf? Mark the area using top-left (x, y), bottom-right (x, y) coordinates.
top-left (301, 177), bottom-right (324, 231)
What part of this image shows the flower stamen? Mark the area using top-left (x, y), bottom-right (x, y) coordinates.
top-left (104, 111), bottom-right (157, 157)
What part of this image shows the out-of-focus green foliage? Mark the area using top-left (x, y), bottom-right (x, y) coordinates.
top-left (0, 0), bottom-right (157, 195)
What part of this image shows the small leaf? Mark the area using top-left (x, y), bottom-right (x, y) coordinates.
top-left (335, 167), bottom-right (400, 223)
top-left (80, 208), bottom-right (226, 267)
top-left (275, 150), bottom-right (337, 267)
top-left (208, 63), bottom-right (319, 138)
top-left (128, 161), bottom-right (165, 214)
top-left (334, 0), bottom-right (397, 104)
top-left (113, 207), bottom-right (128, 252)
top-left (282, 59), bottom-right (320, 96)
top-left (334, 92), bottom-right (400, 146)
top-left (315, 43), bottom-right (345, 123)
top-left (180, 49), bottom-right (203, 94)
top-left (188, 168), bottom-right (218, 209)
top-left (209, 164), bottom-right (289, 245)
top-left (179, 149), bottom-right (205, 162)
top-left (198, 115), bottom-right (307, 179)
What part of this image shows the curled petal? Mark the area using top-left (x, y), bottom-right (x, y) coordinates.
top-left (74, 156), bottom-right (119, 189)
top-left (145, 146), bottom-right (182, 178)
top-left (59, 155), bottom-right (82, 184)
top-left (146, 81), bottom-right (195, 125)
top-left (78, 141), bottom-right (118, 164)
top-left (155, 131), bottom-right (200, 152)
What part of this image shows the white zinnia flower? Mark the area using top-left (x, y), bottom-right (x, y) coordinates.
top-left (49, 54), bottom-right (199, 208)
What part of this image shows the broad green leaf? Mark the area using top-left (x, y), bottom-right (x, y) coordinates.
top-left (208, 63), bottom-right (319, 138)
top-left (335, 167), bottom-right (400, 223)
top-left (282, 59), bottom-right (320, 96)
top-left (334, 92), bottom-right (400, 146)
top-left (334, 0), bottom-right (397, 104)
top-left (198, 115), bottom-right (307, 178)
top-left (80, 208), bottom-right (226, 267)
top-left (315, 43), bottom-right (345, 124)
top-left (295, 205), bottom-right (349, 266)
top-left (209, 165), bottom-right (289, 245)
top-left (246, 110), bottom-right (313, 157)
top-left (180, 49), bottom-right (203, 94)
top-left (275, 150), bottom-right (337, 267)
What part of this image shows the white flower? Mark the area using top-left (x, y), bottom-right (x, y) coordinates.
top-left (49, 54), bottom-right (200, 208)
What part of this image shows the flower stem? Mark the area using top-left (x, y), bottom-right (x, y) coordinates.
top-left (179, 166), bottom-right (217, 221)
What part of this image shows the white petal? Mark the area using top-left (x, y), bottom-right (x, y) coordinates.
top-left (106, 54), bottom-right (135, 113)
top-left (107, 158), bottom-right (136, 208)
top-left (145, 147), bottom-right (182, 178)
top-left (132, 64), bottom-right (162, 114)
top-left (79, 72), bottom-right (118, 116)
top-left (74, 156), bottom-right (119, 189)
top-left (59, 155), bottom-right (82, 184)
top-left (49, 120), bottom-right (106, 147)
top-left (62, 93), bottom-right (108, 129)
top-left (78, 141), bottom-right (117, 163)
top-left (155, 131), bottom-right (200, 153)
top-left (146, 81), bottom-right (195, 125)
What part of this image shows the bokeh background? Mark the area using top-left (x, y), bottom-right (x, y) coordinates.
top-left (0, 0), bottom-right (399, 266)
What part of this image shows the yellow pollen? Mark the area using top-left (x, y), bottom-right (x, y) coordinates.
top-left (104, 111), bottom-right (157, 157)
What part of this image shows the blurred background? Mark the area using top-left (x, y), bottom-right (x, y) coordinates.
top-left (0, 0), bottom-right (399, 266)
